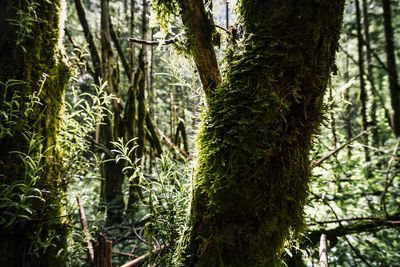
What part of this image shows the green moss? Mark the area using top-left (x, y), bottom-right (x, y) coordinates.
top-left (0, 0), bottom-right (71, 265)
top-left (172, 0), bottom-right (345, 266)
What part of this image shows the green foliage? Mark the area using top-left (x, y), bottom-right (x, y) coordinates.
top-left (0, 75), bottom-right (112, 262)
top-left (150, 0), bottom-right (180, 35)
top-left (7, 0), bottom-right (44, 52)
top-left (60, 80), bottom-right (113, 261)
top-left (110, 137), bottom-right (191, 265)
top-left (0, 79), bottom-right (47, 227)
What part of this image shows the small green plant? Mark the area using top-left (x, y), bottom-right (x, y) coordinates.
top-left (0, 79), bottom-right (46, 227)
top-left (6, 0), bottom-right (53, 52)
top-left (111, 136), bottom-right (191, 265)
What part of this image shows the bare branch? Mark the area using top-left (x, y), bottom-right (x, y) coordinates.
top-left (313, 129), bottom-right (369, 168)
top-left (77, 195), bottom-right (94, 265)
top-left (128, 33), bottom-right (183, 46)
top-left (121, 244), bottom-right (169, 267)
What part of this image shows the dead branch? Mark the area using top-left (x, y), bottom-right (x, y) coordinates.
top-left (128, 33), bottom-right (182, 46)
top-left (77, 195), bottom-right (94, 265)
top-left (121, 244), bottom-right (169, 267)
top-left (308, 216), bottom-right (385, 226)
top-left (312, 129), bottom-right (369, 168)
top-left (112, 251), bottom-right (138, 258)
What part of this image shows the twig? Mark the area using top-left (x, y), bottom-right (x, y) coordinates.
top-left (77, 195), bottom-right (94, 265)
top-left (128, 33), bottom-right (183, 46)
top-left (215, 24), bottom-right (229, 33)
top-left (313, 129), bottom-right (369, 168)
top-left (308, 217), bottom-right (383, 226)
top-left (121, 244), bottom-right (169, 267)
top-left (112, 251), bottom-right (138, 258)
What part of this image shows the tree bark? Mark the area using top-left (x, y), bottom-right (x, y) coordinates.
top-left (0, 0), bottom-right (70, 265)
top-left (382, 0), bottom-right (400, 136)
top-left (94, 234), bottom-right (112, 267)
top-left (178, 0), bottom-right (221, 94)
top-left (167, 0), bottom-right (345, 265)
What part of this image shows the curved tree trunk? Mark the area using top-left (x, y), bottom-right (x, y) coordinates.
top-left (167, 0), bottom-right (346, 265)
top-left (0, 0), bottom-right (70, 265)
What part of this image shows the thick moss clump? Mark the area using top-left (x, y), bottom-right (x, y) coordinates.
top-left (169, 0), bottom-right (345, 266)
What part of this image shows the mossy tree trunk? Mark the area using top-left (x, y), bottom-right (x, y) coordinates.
top-left (100, 0), bottom-right (125, 225)
top-left (156, 0), bottom-right (346, 265)
top-left (0, 0), bottom-right (70, 265)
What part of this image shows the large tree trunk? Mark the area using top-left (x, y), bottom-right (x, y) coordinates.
top-left (0, 0), bottom-right (70, 265)
top-left (167, 0), bottom-right (346, 265)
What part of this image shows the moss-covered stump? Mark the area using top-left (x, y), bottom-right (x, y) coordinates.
top-left (0, 0), bottom-right (70, 265)
top-left (169, 0), bottom-right (346, 266)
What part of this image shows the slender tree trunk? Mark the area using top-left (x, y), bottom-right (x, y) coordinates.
top-left (226, 0), bottom-right (229, 28)
top-left (344, 35), bottom-right (353, 158)
top-left (124, 0), bottom-right (137, 143)
top-left (362, 0), bottom-right (379, 145)
top-left (382, 0), bottom-right (400, 136)
top-left (149, 28), bottom-right (155, 121)
top-left (0, 0), bottom-right (70, 265)
top-left (127, 0), bottom-right (148, 212)
top-left (170, 90), bottom-right (175, 141)
top-left (148, 28), bottom-right (156, 170)
top-left (74, 0), bottom-right (101, 82)
top-left (137, 0), bottom-right (148, 165)
top-left (100, 0), bottom-right (125, 225)
top-left (356, 0), bottom-right (370, 162)
top-left (175, 120), bottom-right (189, 154)
top-left (166, 0), bottom-right (346, 265)
top-left (329, 87), bottom-right (337, 147)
